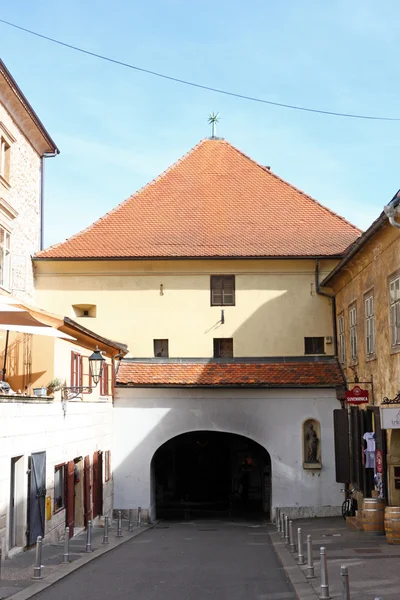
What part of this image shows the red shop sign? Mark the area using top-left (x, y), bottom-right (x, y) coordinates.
top-left (376, 450), bottom-right (383, 474)
top-left (345, 386), bottom-right (369, 405)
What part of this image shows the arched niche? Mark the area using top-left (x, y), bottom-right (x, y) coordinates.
top-left (303, 419), bottom-right (322, 469)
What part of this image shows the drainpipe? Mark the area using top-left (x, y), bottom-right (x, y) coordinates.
top-left (40, 152), bottom-right (58, 251)
top-left (384, 202), bottom-right (400, 229)
top-left (315, 259), bottom-right (338, 357)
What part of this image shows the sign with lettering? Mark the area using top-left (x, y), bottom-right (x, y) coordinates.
top-left (345, 386), bottom-right (369, 405)
top-left (381, 407), bottom-right (400, 429)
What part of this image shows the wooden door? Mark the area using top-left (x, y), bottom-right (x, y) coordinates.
top-left (66, 460), bottom-right (75, 538)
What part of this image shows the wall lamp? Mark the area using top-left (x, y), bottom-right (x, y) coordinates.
top-left (61, 346), bottom-right (105, 402)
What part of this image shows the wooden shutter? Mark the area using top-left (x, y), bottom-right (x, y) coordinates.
top-left (92, 451), bottom-right (99, 517)
top-left (107, 364), bottom-right (113, 396)
top-left (66, 461), bottom-right (75, 537)
top-left (83, 455), bottom-right (92, 526)
top-left (333, 409), bottom-right (350, 483)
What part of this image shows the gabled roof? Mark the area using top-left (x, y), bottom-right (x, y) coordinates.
top-left (37, 138), bottom-right (360, 260)
top-left (116, 358), bottom-right (344, 388)
top-left (0, 60), bottom-right (59, 156)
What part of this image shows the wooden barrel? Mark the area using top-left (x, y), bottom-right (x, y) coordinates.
top-left (385, 506), bottom-right (400, 544)
top-left (363, 498), bottom-right (386, 535)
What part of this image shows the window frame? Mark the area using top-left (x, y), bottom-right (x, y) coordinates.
top-left (213, 338), bottom-right (234, 358)
top-left (304, 337), bottom-right (325, 355)
top-left (389, 275), bottom-right (400, 350)
top-left (0, 137), bottom-right (11, 186)
top-left (54, 463), bottom-right (66, 514)
top-left (338, 313), bottom-right (346, 364)
top-left (210, 275), bottom-right (235, 307)
top-left (70, 351), bottom-right (83, 388)
top-left (365, 293), bottom-right (376, 358)
top-left (153, 339), bottom-right (169, 358)
top-left (349, 304), bottom-right (358, 362)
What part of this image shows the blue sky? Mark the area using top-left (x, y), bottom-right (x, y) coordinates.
top-left (1, 1), bottom-right (400, 247)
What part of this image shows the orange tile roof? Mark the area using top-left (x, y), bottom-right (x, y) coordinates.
top-left (116, 360), bottom-right (344, 388)
top-left (37, 138), bottom-right (361, 260)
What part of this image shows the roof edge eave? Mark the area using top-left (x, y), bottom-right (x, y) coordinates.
top-left (34, 253), bottom-right (347, 262)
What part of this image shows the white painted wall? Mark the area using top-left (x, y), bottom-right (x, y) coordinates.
top-left (0, 399), bottom-right (113, 556)
top-left (113, 387), bottom-right (343, 520)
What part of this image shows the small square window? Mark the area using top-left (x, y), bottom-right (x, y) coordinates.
top-left (54, 465), bottom-right (65, 512)
top-left (304, 337), bottom-right (325, 355)
top-left (210, 275), bottom-right (235, 306)
top-left (154, 339), bottom-right (169, 357)
top-left (213, 338), bottom-right (234, 358)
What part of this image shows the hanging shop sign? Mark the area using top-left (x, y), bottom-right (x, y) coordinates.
top-left (345, 386), bottom-right (369, 405)
top-left (380, 407), bottom-right (400, 429)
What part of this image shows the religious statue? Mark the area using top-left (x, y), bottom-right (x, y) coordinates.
top-left (305, 423), bottom-right (319, 463)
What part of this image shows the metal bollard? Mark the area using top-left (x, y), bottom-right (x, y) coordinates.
top-left (340, 565), bottom-right (350, 600)
top-left (297, 528), bottom-right (305, 565)
top-left (284, 515), bottom-right (289, 545)
top-left (32, 536), bottom-right (43, 580)
top-left (86, 520), bottom-right (92, 552)
top-left (103, 516), bottom-right (109, 544)
top-left (137, 506), bottom-right (142, 528)
top-left (117, 511), bottom-right (123, 537)
top-left (280, 513), bottom-right (285, 539)
top-left (128, 509), bottom-right (133, 532)
top-left (306, 535), bottom-right (315, 579)
top-left (276, 508), bottom-right (281, 532)
top-left (319, 546), bottom-right (331, 599)
top-left (63, 527), bottom-right (70, 564)
top-left (289, 520), bottom-right (296, 552)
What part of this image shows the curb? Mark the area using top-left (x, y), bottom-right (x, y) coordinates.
top-left (7, 525), bottom-right (153, 600)
top-left (269, 531), bottom-right (319, 600)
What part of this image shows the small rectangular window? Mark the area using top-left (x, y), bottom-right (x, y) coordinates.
top-left (338, 314), bottom-right (346, 364)
top-left (105, 450), bottom-right (111, 482)
top-left (213, 338), bottom-right (233, 358)
top-left (349, 305), bottom-right (357, 361)
top-left (390, 277), bottom-right (400, 347)
top-left (304, 337), bottom-right (325, 355)
top-left (54, 465), bottom-right (65, 512)
top-left (210, 275), bottom-right (235, 306)
top-left (0, 137), bottom-right (10, 182)
top-left (154, 339), bottom-right (169, 357)
top-left (365, 294), bottom-right (375, 355)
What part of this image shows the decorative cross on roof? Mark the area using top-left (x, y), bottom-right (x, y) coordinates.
top-left (208, 111), bottom-right (220, 138)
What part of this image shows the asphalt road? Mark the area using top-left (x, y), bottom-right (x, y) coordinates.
top-left (34, 521), bottom-right (295, 600)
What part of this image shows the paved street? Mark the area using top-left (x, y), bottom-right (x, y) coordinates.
top-left (33, 521), bottom-right (295, 600)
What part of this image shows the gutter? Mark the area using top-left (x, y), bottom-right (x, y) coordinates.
top-left (315, 258), bottom-right (338, 356)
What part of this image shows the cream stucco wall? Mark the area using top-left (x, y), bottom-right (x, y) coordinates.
top-left (35, 258), bottom-right (337, 358)
top-left (0, 399), bottom-right (113, 556)
top-left (0, 102), bottom-right (42, 302)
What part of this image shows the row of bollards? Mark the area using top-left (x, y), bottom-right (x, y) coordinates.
top-left (275, 510), bottom-right (372, 600)
top-left (33, 508), bottom-right (143, 579)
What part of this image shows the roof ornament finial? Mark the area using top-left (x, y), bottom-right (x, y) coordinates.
top-left (208, 111), bottom-right (220, 138)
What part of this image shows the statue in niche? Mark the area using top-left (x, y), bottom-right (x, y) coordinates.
top-left (305, 422), bottom-right (320, 464)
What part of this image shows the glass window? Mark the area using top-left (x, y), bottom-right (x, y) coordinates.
top-left (54, 465), bottom-right (65, 512)
top-left (390, 277), bottom-right (400, 347)
top-left (210, 275), bottom-right (235, 306)
top-left (349, 305), bottom-right (357, 361)
top-left (365, 295), bottom-right (375, 355)
top-left (213, 338), bottom-right (234, 358)
top-left (338, 314), bottom-right (346, 364)
top-left (304, 337), bottom-right (325, 354)
top-left (154, 339), bottom-right (169, 357)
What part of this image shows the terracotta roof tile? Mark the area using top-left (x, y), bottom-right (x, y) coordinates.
top-left (116, 360), bottom-right (344, 388)
top-left (37, 138), bottom-right (360, 260)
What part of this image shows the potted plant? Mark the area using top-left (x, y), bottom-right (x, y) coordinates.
top-left (46, 377), bottom-right (63, 396)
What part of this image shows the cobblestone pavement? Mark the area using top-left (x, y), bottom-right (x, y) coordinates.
top-left (270, 516), bottom-right (400, 600)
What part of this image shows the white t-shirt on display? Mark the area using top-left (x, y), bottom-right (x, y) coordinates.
top-left (363, 432), bottom-right (375, 452)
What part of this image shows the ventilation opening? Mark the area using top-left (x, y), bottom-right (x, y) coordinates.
top-left (72, 304), bottom-right (97, 318)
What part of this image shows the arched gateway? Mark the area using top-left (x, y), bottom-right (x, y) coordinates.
top-left (151, 431), bottom-right (271, 520)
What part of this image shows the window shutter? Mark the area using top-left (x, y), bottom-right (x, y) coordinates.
top-left (92, 451), bottom-right (99, 517)
top-left (82, 356), bottom-right (91, 393)
top-left (107, 364), bottom-right (113, 396)
top-left (391, 304), bottom-right (397, 345)
top-left (333, 409), bottom-right (351, 483)
top-left (70, 352), bottom-right (75, 386)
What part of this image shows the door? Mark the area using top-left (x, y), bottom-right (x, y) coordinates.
top-left (84, 455), bottom-right (92, 527)
top-left (66, 461), bottom-right (75, 538)
top-left (92, 451), bottom-right (103, 518)
top-left (9, 456), bottom-right (24, 548)
top-left (28, 452), bottom-right (46, 545)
